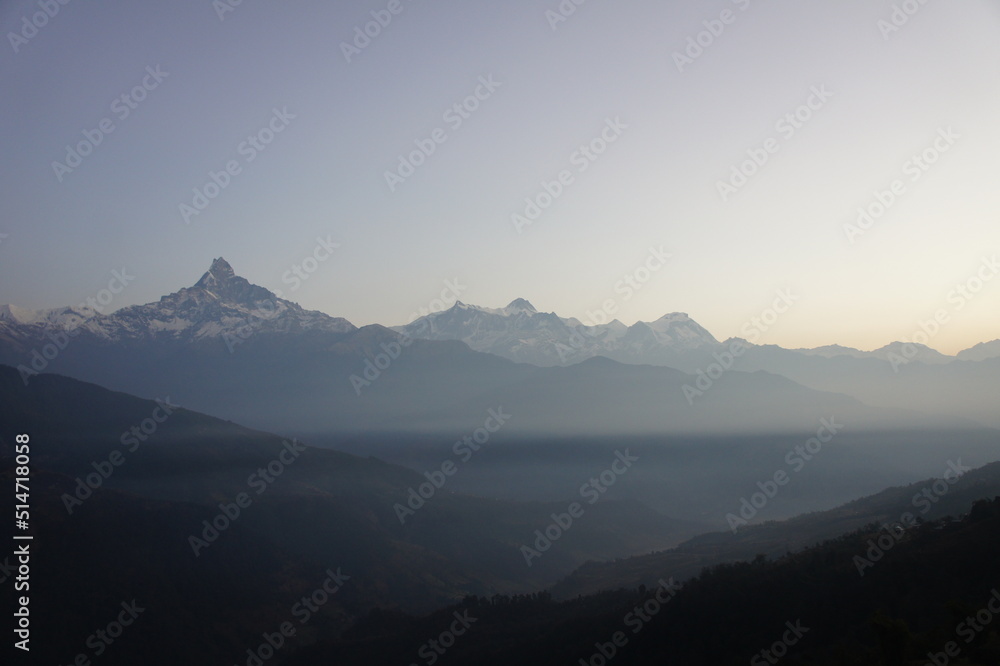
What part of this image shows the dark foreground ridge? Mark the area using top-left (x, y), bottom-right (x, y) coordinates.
top-left (1, 365), bottom-right (999, 665)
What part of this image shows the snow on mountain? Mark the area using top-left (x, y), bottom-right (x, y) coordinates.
top-left (0, 303), bottom-right (98, 328)
top-left (502, 298), bottom-right (537, 316)
top-left (3, 262), bottom-right (993, 375)
top-left (627, 313), bottom-right (720, 350)
top-left (0, 304), bottom-right (48, 325)
top-left (394, 299), bottom-right (991, 372)
top-left (438, 299), bottom-right (539, 318)
top-left (0, 258), bottom-right (355, 346)
top-left (395, 300), bottom-right (720, 366)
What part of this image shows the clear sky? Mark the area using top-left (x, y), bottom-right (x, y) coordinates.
top-left (1, 0), bottom-right (998, 353)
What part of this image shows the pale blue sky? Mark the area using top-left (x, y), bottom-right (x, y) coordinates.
top-left (1, 0), bottom-right (998, 352)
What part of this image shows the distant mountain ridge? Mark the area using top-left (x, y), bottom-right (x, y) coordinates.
top-left (395, 298), bottom-right (997, 367)
top-left (956, 338), bottom-right (1000, 361)
top-left (389, 296), bottom-right (1000, 427)
top-left (3, 259), bottom-right (995, 366)
top-left (393, 300), bottom-right (720, 367)
top-left (0, 258), bottom-right (998, 432)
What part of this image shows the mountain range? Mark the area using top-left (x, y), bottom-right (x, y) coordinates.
top-left (0, 258), bottom-right (904, 436)
top-left (393, 294), bottom-right (1000, 427)
top-left (1, 257), bottom-right (998, 433)
top-left (394, 299), bottom-right (720, 367)
top-left (0, 257), bottom-right (354, 349)
top-left (2, 259), bottom-right (999, 665)
top-left (394, 296), bottom-right (999, 368)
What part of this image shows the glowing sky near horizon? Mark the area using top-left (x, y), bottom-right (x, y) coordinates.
top-left (1, 0), bottom-right (998, 353)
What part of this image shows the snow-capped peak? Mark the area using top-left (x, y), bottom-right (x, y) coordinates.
top-left (638, 313), bottom-right (719, 347)
top-left (194, 257), bottom-right (237, 290)
top-left (0, 303), bottom-right (98, 328)
top-left (0, 258), bottom-right (356, 345)
top-left (503, 298), bottom-right (537, 315)
top-left (394, 298), bottom-right (722, 366)
top-left (654, 312), bottom-right (691, 323)
top-left (441, 300), bottom-right (538, 317)
top-left (183, 257), bottom-right (277, 307)
top-left (0, 304), bottom-right (47, 325)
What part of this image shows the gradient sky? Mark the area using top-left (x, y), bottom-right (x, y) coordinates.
top-left (2, 0), bottom-right (998, 353)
